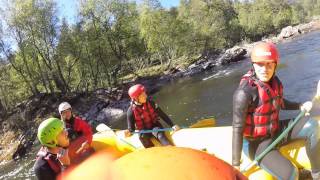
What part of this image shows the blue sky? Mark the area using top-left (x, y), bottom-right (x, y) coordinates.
top-left (55, 0), bottom-right (180, 24)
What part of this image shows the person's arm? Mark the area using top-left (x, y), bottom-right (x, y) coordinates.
top-left (275, 76), bottom-right (301, 110)
top-left (75, 117), bottom-right (93, 144)
top-left (232, 86), bottom-right (252, 167)
top-left (282, 98), bottom-right (301, 110)
top-left (127, 107), bottom-right (136, 133)
top-left (150, 101), bottom-right (174, 127)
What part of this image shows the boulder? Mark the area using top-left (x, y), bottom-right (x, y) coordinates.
top-left (278, 26), bottom-right (301, 39)
top-left (216, 46), bottom-right (247, 65)
top-left (96, 107), bottom-right (126, 124)
top-left (84, 100), bottom-right (110, 122)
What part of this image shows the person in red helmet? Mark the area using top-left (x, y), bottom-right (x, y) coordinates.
top-left (232, 42), bottom-right (320, 179)
top-left (125, 84), bottom-right (180, 148)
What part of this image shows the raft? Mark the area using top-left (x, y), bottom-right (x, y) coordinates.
top-left (91, 117), bottom-right (320, 179)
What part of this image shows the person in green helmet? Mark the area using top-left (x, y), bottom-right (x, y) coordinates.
top-left (33, 118), bottom-right (70, 180)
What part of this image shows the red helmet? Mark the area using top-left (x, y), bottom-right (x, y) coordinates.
top-left (128, 84), bottom-right (145, 100)
top-left (251, 42), bottom-right (279, 64)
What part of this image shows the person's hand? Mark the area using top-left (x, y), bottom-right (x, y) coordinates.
top-left (300, 101), bottom-right (313, 116)
top-left (124, 129), bottom-right (132, 137)
top-left (76, 141), bottom-right (90, 154)
top-left (172, 125), bottom-right (181, 132)
top-left (81, 141), bottom-right (90, 150)
top-left (57, 148), bottom-right (70, 166)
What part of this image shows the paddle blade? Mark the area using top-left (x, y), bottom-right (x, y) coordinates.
top-left (189, 118), bottom-right (216, 128)
top-left (316, 80), bottom-right (320, 100)
top-left (96, 123), bottom-right (112, 132)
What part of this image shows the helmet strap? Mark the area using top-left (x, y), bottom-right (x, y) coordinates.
top-left (132, 100), bottom-right (142, 105)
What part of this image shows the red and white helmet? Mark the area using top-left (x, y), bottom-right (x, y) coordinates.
top-left (251, 42), bottom-right (279, 64)
top-left (128, 84), bottom-right (145, 100)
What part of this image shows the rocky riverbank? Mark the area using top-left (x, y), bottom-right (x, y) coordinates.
top-left (1, 19), bottom-right (320, 163)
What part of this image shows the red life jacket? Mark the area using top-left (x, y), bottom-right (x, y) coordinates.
top-left (65, 116), bottom-right (83, 141)
top-left (241, 71), bottom-right (284, 138)
top-left (36, 147), bottom-right (62, 174)
top-left (131, 100), bottom-right (158, 130)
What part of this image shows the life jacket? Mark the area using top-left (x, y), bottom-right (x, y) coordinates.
top-left (241, 71), bottom-right (284, 138)
top-left (36, 147), bottom-right (62, 174)
top-left (131, 100), bottom-right (158, 130)
top-left (65, 116), bottom-right (83, 141)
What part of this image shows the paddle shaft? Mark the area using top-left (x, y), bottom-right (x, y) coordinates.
top-left (134, 128), bottom-right (174, 134)
top-left (133, 117), bottom-right (216, 134)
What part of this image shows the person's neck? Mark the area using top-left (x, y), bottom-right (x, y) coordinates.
top-left (133, 101), bottom-right (143, 105)
top-left (46, 147), bottom-right (60, 154)
top-left (62, 116), bottom-right (73, 122)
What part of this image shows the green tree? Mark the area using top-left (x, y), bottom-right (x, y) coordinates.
top-left (139, 4), bottom-right (188, 69)
top-left (178, 0), bottom-right (240, 56)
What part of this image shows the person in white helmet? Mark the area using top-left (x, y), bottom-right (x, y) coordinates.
top-left (58, 102), bottom-right (93, 164)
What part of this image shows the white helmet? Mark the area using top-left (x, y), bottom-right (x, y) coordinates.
top-left (58, 102), bottom-right (72, 114)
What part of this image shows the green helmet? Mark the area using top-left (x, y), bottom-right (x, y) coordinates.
top-left (37, 118), bottom-right (64, 148)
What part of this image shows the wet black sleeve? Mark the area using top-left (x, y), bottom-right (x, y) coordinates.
top-left (150, 100), bottom-right (174, 127)
top-left (232, 84), bottom-right (253, 166)
top-left (282, 98), bottom-right (301, 110)
top-left (34, 159), bottom-right (56, 180)
top-left (127, 106), bottom-right (136, 133)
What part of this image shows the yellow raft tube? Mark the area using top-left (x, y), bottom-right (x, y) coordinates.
top-left (91, 117), bottom-right (320, 179)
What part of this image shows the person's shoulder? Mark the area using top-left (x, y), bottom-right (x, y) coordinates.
top-left (238, 78), bottom-right (257, 92)
top-left (34, 159), bottom-right (55, 180)
top-left (147, 99), bottom-right (158, 108)
top-left (127, 105), bottom-right (133, 113)
top-left (272, 75), bottom-right (283, 85)
top-left (74, 116), bottom-right (85, 121)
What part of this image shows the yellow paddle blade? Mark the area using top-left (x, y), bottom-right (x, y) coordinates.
top-left (315, 80), bottom-right (320, 100)
top-left (189, 118), bottom-right (216, 128)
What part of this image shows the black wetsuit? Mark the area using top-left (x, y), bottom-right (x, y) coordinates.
top-left (233, 75), bottom-right (320, 179)
top-left (33, 152), bottom-right (61, 180)
top-left (127, 100), bottom-right (174, 148)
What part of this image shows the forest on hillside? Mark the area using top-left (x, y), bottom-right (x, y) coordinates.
top-left (0, 0), bottom-right (319, 111)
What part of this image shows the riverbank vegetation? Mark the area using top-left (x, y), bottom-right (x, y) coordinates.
top-left (0, 0), bottom-right (319, 111)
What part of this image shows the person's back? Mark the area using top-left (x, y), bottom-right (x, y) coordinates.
top-left (34, 148), bottom-right (61, 180)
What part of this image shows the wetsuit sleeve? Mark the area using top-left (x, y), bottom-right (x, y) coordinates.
top-left (34, 159), bottom-right (56, 180)
top-left (232, 86), bottom-right (252, 166)
top-left (282, 98), bottom-right (301, 110)
top-left (150, 100), bottom-right (174, 127)
top-left (127, 106), bottom-right (136, 133)
top-left (75, 118), bottom-right (93, 144)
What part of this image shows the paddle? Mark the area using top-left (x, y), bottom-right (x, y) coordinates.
top-left (96, 117), bottom-right (215, 134)
top-left (96, 123), bottom-right (138, 149)
top-left (134, 117), bottom-right (216, 134)
top-left (241, 80), bottom-right (320, 173)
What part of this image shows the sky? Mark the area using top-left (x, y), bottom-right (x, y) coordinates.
top-left (55, 0), bottom-right (180, 24)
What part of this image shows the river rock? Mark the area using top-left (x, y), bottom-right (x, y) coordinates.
top-left (216, 46), bottom-right (247, 65)
top-left (84, 100), bottom-right (110, 122)
top-left (278, 26), bottom-right (301, 39)
top-left (12, 128), bottom-right (36, 160)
